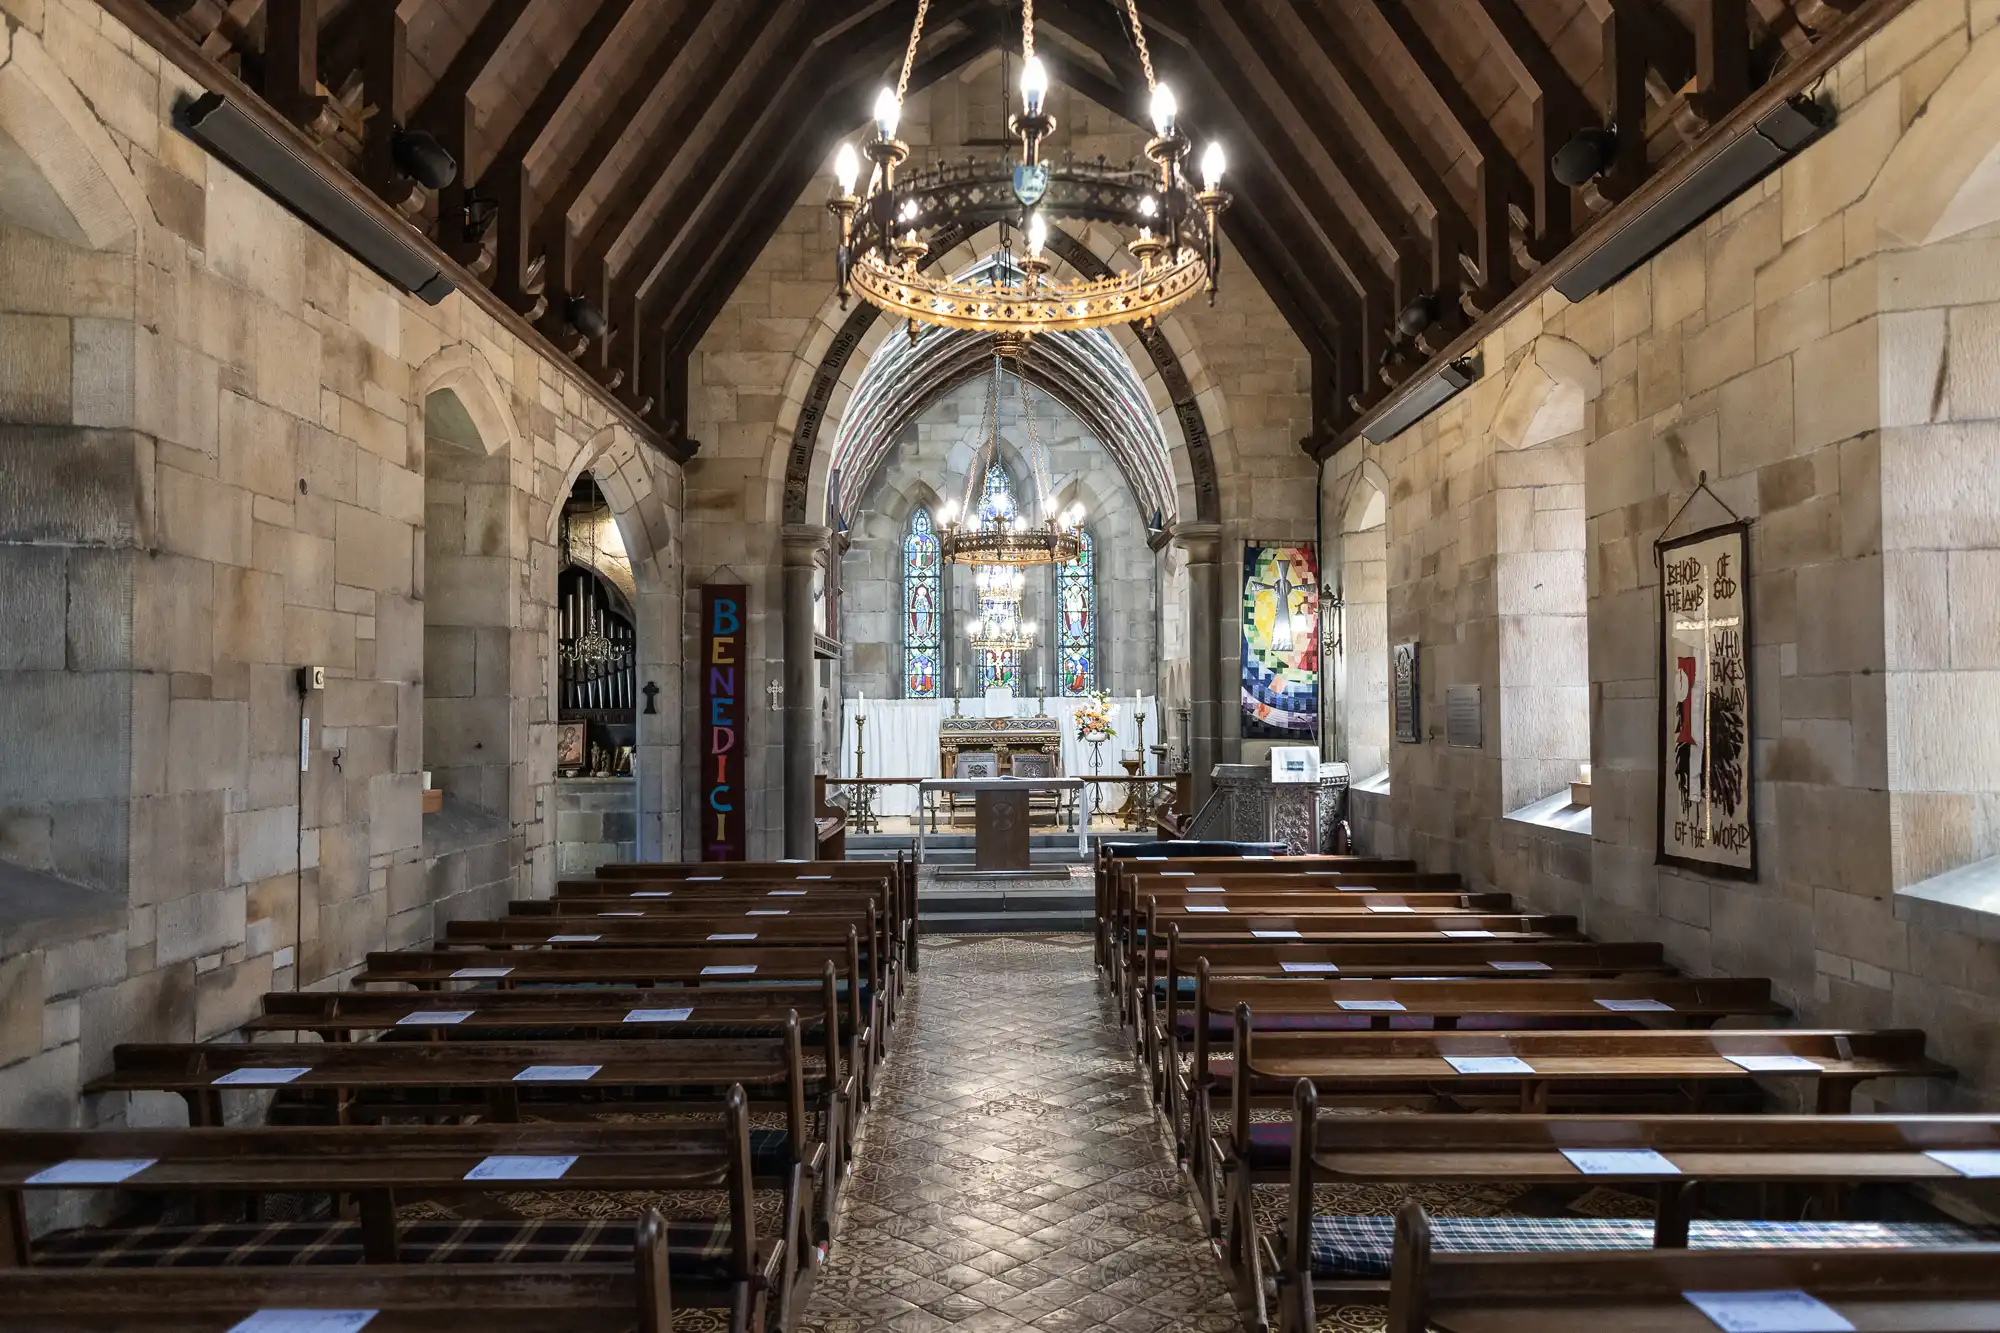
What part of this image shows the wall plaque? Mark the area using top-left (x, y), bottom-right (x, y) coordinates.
top-left (1392, 642), bottom-right (1420, 744)
top-left (1657, 521), bottom-right (1755, 879)
top-left (1445, 685), bottom-right (1482, 748)
top-left (700, 585), bottom-right (748, 861)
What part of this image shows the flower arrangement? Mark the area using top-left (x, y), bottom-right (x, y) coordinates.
top-left (1074, 692), bottom-right (1116, 742)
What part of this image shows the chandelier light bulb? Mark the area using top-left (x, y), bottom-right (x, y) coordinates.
top-left (873, 87), bottom-right (901, 140)
top-left (1201, 141), bottom-right (1227, 192)
top-left (833, 143), bottom-right (859, 196)
top-left (1026, 212), bottom-right (1047, 259)
top-left (1150, 83), bottom-right (1178, 138)
top-left (1012, 516), bottom-right (1026, 533)
top-left (1020, 55), bottom-right (1050, 118)
top-left (940, 500), bottom-right (958, 524)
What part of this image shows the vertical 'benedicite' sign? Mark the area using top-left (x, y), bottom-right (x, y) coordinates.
top-left (1657, 523), bottom-right (1755, 879)
top-left (702, 585), bottom-right (748, 861)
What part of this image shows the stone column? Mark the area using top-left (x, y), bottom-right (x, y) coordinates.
top-left (781, 524), bottom-right (831, 858)
top-left (1177, 522), bottom-right (1223, 810)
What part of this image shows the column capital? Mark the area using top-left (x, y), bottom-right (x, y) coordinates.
top-left (780, 523), bottom-right (833, 565)
top-left (1172, 521), bottom-right (1224, 563)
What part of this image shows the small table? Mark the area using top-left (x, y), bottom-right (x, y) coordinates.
top-left (916, 777), bottom-right (1087, 873)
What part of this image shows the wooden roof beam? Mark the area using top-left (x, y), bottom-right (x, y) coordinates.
top-left (1461, 0), bottom-right (1597, 256)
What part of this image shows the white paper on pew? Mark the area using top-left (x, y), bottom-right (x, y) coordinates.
top-left (747, 909), bottom-right (791, 916)
top-left (703, 964), bottom-right (758, 976)
top-left (1160, 870), bottom-right (1194, 876)
top-left (1444, 1056), bottom-right (1536, 1075)
top-left (768, 890), bottom-right (808, 896)
top-left (1337, 885), bottom-right (1375, 891)
top-left (624, 1008), bottom-right (694, 1024)
top-left (450, 967), bottom-right (513, 979)
top-left (464, 1154), bottom-right (577, 1182)
top-left (1336, 999), bottom-right (1405, 1012)
top-left (1596, 998), bottom-right (1675, 1012)
top-left (1241, 855), bottom-right (1276, 860)
top-left (1186, 886), bottom-right (1226, 893)
top-left (777, 859), bottom-right (807, 863)
top-left (1488, 960), bottom-right (1552, 972)
top-left (1560, 1148), bottom-right (1681, 1175)
top-left (633, 891), bottom-right (673, 897)
top-left (548, 934), bottom-right (601, 942)
top-left (1138, 856), bottom-right (1167, 861)
top-left (687, 876), bottom-right (722, 881)
top-left (213, 1067), bottom-right (311, 1086)
top-left (1682, 1290), bottom-right (1855, 1333)
top-left (796, 874), bottom-right (833, 880)
top-left (1185, 905), bottom-right (1229, 913)
top-left (1442, 929), bottom-right (1495, 938)
top-left (1392, 976), bottom-right (1453, 981)
top-left (1367, 904), bottom-right (1415, 913)
top-left (226, 1312), bottom-right (379, 1333)
top-left (1281, 962), bottom-right (1339, 973)
top-left (513, 1065), bottom-right (601, 1082)
top-left (27, 1158), bottom-right (156, 1185)
top-left (1253, 930), bottom-right (1303, 939)
top-left (396, 1010), bottom-right (473, 1026)
top-left (1724, 1054), bottom-right (1823, 1073)
top-left (708, 932), bottom-right (758, 941)
top-left (598, 911), bottom-right (644, 917)
top-left (1924, 1149), bottom-right (2000, 1178)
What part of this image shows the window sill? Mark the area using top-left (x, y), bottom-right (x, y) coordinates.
top-left (1895, 854), bottom-right (2000, 942)
top-left (1503, 790), bottom-right (1593, 839)
top-left (0, 859), bottom-right (123, 959)
top-left (1349, 769), bottom-right (1391, 796)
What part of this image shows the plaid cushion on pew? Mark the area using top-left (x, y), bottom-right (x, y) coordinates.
top-left (1308, 1214), bottom-right (1986, 1278)
top-left (33, 1217), bottom-right (736, 1272)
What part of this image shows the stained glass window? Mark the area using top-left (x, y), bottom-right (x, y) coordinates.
top-left (977, 648), bottom-right (1019, 693)
top-left (1057, 529), bottom-right (1095, 696)
top-left (903, 508), bottom-right (941, 698)
top-left (975, 463), bottom-right (1016, 528)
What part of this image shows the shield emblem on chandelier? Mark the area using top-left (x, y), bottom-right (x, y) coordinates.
top-left (1011, 163), bottom-right (1049, 208)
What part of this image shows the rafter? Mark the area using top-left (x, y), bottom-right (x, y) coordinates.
top-left (1461, 0), bottom-right (1596, 254)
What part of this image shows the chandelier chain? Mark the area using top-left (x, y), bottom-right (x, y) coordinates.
top-left (1022, 0), bottom-right (1034, 59)
top-left (1016, 349), bottom-right (1055, 507)
top-left (1123, 0), bottom-right (1157, 91)
top-left (895, 0), bottom-right (930, 105)
top-left (958, 355), bottom-right (1001, 522)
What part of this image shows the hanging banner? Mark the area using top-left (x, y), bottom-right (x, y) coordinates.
top-left (1241, 542), bottom-right (1320, 741)
top-left (1657, 522), bottom-right (1755, 878)
top-left (701, 585), bottom-right (748, 861)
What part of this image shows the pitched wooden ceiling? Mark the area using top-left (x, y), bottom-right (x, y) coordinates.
top-left (145, 0), bottom-right (1892, 460)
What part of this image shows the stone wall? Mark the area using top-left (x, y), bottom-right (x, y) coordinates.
top-left (685, 53), bottom-right (1318, 853)
top-left (839, 377), bottom-right (1158, 702)
top-left (555, 777), bottom-right (638, 876)
top-left (1328, 0), bottom-right (2000, 1109)
top-left (0, 0), bottom-right (682, 1199)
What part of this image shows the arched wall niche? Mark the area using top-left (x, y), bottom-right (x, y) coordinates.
top-left (1873, 22), bottom-right (2000, 247)
top-left (1327, 460), bottom-right (1392, 782)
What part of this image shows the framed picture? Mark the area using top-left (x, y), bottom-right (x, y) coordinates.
top-left (556, 721), bottom-right (587, 773)
top-left (1392, 642), bottom-right (1420, 744)
top-left (1657, 521), bottom-right (1755, 879)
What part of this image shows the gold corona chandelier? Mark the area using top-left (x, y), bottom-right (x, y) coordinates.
top-left (826, 0), bottom-right (1231, 339)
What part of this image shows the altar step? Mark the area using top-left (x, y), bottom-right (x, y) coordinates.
top-left (845, 831), bottom-right (1130, 867)
top-left (917, 886), bottom-right (1094, 934)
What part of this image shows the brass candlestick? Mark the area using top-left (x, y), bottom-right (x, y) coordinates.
top-left (851, 709), bottom-right (879, 834)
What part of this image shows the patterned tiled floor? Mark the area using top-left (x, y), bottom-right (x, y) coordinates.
top-left (800, 934), bottom-right (1245, 1333)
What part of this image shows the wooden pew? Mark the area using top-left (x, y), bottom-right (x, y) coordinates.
top-left (1094, 851), bottom-right (1418, 970)
top-left (351, 942), bottom-right (880, 1092)
top-left (1361, 1202), bottom-right (2000, 1333)
top-left (1213, 1026), bottom-right (1956, 1308)
top-left (0, 1088), bottom-right (786, 1333)
top-left (593, 859), bottom-right (916, 973)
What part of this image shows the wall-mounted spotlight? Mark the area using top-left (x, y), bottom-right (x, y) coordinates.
top-left (461, 191), bottom-right (499, 244)
top-left (1395, 292), bottom-right (1438, 338)
top-left (1551, 126), bottom-right (1619, 188)
top-left (391, 128), bottom-right (458, 190)
top-left (565, 295), bottom-right (610, 341)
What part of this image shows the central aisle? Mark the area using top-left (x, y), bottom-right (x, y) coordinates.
top-left (800, 935), bottom-right (1242, 1333)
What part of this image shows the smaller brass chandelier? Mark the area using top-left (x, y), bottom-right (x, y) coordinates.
top-left (938, 344), bottom-right (1085, 568)
top-left (826, 0), bottom-right (1230, 338)
top-left (968, 566), bottom-right (1037, 653)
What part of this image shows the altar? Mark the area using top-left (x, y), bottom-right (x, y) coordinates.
top-left (916, 777), bottom-right (1088, 872)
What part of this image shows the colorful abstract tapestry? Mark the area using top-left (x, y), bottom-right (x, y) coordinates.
top-left (1240, 542), bottom-right (1320, 740)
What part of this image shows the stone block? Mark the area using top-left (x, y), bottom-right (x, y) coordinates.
top-left (1716, 357), bottom-right (1797, 476)
top-left (165, 697), bottom-right (248, 792)
top-left (333, 502), bottom-right (414, 595)
top-left (0, 310), bottom-right (71, 423)
top-left (218, 390), bottom-right (299, 502)
top-left (0, 950), bottom-right (45, 1065)
top-left (194, 952), bottom-right (273, 1040)
top-left (0, 544), bottom-right (66, 670)
top-left (227, 803), bottom-right (301, 886)
top-left (0, 1043), bottom-right (82, 1131)
top-left (1887, 669), bottom-right (2000, 792)
top-left (155, 465), bottom-right (251, 567)
top-left (1881, 421), bottom-right (2000, 551)
top-left (1707, 201), bottom-right (1783, 319)
top-left (155, 886), bottom-right (245, 966)
top-left (1793, 316), bottom-right (1880, 451)
top-left (423, 554), bottom-right (511, 627)
top-left (79, 961), bottom-right (196, 1079)
top-left (130, 790), bottom-right (226, 907)
top-left (1779, 81), bottom-right (1900, 240)
top-left (368, 772), bottom-right (423, 856)
top-left (70, 316), bottom-right (134, 429)
top-left (0, 425), bottom-right (146, 547)
top-left (0, 670), bottom-right (129, 807)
